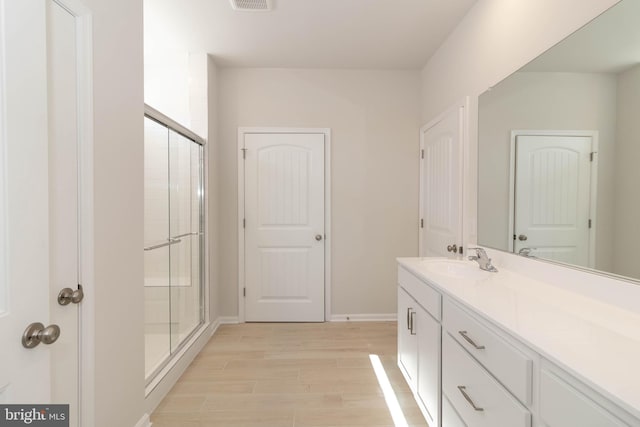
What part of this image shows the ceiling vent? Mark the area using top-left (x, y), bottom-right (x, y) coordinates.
top-left (229, 0), bottom-right (272, 11)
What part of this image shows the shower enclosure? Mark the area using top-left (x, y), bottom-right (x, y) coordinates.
top-left (143, 106), bottom-right (205, 382)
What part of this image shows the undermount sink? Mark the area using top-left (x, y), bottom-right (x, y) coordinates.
top-left (420, 259), bottom-right (492, 280)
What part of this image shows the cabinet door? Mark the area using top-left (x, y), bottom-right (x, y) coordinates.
top-left (540, 369), bottom-right (628, 427)
top-left (417, 307), bottom-right (441, 427)
top-left (398, 287), bottom-right (418, 390)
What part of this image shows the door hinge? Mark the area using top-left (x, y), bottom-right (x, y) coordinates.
top-left (588, 219), bottom-right (592, 228)
top-left (243, 218), bottom-right (246, 228)
top-left (420, 218), bottom-right (424, 228)
top-left (241, 148), bottom-right (247, 159)
top-left (243, 287), bottom-right (246, 297)
top-left (421, 149), bottom-right (424, 159)
top-left (590, 152), bottom-right (594, 162)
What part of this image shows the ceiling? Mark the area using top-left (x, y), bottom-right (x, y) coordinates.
top-left (144, 0), bottom-right (477, 69)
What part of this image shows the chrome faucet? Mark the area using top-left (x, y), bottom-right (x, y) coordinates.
top-left (468, 247), bottom-right (498, 272)
top-left (518, 247), bottom-right (536, 257)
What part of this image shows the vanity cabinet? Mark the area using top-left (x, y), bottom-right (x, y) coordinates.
top-left (398, 267), bottom-right (442, 427)
top-left (397, 287), bottom-right (418, 388)
top-left (397, 260), bottom-right (640, 427)
top-left (442, 394), bottom-right (466, 427)
top-left (441, 298), bottom-right (532, 427)
top-left (416, 307), bottom-right (441, 425)
top-left (443, 298), bottom-right (533, 405)
top-left (442, 333), bottom-right (531, 427)
top-left (539, 368), bottom-right (629, 427)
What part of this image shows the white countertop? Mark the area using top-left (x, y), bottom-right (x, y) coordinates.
top-left (397, 256), bottom-right (640, 420)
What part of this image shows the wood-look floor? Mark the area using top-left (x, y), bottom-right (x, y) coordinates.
top-left (151, 321), bottom-right (429, 427)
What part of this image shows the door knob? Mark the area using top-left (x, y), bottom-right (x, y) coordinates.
top-left (58, 285), bottom-right (84, 305)
top-left (22, 322), bottom-right (61, 349)
top-left (518, 234), bottom-right (528, 241)
top-left (315, 234), bottom-right (323, 241)
top-left (447, 244), bottom-right (458, 253)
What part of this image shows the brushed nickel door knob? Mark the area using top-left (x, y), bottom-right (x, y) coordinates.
top-left (22, 322), bottom-right (61, 349)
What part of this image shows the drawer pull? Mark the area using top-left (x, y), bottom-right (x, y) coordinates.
top-left (457, 385), bottom-right (484, 412)
top-left (458, 330), bottom-right (485, 350)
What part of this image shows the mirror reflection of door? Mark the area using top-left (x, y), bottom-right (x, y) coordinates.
top-left (511, 132), bottom-right (597, 267)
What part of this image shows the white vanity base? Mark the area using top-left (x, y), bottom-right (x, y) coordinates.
top-left (397, 255), bottom-right (640, 427)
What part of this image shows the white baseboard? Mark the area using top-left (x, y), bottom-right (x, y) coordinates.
top-left (221, 314), bottom-right (396, 323)
top-left (144, 321), bottom-right (214, 414)
top-left (134, 413), bottom-right (151, 427)
top-left (330, 313), bottom-right (397, 322)
top-left (209, 317), bottom-right (221, 336)
top-left (218, 316), bottom-right (239, 325)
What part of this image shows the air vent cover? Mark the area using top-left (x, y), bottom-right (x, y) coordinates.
top-left (229, 0), bottom-right (272, 11)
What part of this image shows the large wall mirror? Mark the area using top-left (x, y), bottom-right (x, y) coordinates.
top-left (478, 0), bottom-right (640, 282)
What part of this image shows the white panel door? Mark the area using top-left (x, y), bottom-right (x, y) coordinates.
top-left (244, 133), bottom-right (325, 322)
top-left (515, 135), bottom-right (592, 266)
top-left (0, 0), bottom-right (83, 423)
top-left (420, 106), bottom-right (463, 257)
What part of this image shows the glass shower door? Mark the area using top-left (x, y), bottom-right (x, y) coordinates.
top-left (144, 113), bottom-right (205, 382)
top-left (168, 129), bottom-right (204, 353)
top-left (144, 118), bottom-right (171, 379)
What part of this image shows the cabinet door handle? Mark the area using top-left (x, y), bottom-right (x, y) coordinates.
top-left (458, 330), bottom-right (485, 350)
top-left (457, 386), bottom-right (484, 411)
top-left (407, 308), bottom-right (412, 330)
top-left (410, 311), bottom-right (416, 335)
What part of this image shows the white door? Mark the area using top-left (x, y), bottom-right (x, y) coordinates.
top-left (420, 106), bottom-right (464, 257)
top-left (514, 135), bottom-right (593, 266)
top-left (243, 133), bottom-right (325, 322)
top-left (0, 0), bottom-right (85, 423)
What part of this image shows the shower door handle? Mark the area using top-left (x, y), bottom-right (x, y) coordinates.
top-left (171, 232), bottom-right (202, 239)
top-left (143, 238), bottom-right (182, 251)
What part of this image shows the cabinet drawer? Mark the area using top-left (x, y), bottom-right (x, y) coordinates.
top-left (443, 298), bottom-right (532, 405)
top-left (398, 266), bottom-right (441, 320)
top-left (540, 369), bottom-right (628, 427)
top-left (442, 394), bottom-right (466, 427)
top-left (442, 333), bottom-right (531, 427)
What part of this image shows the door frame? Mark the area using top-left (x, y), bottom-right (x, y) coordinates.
top-left (61, 0), bottom-right (95, 424)
top-left (237, 127), bottom-right (331, 323)
top-left (418, 97), bottom-right (468, 256)
top-left (49, 0), bottom-right (95, 424)
top-left (508, 130), bottom-right (598, 267)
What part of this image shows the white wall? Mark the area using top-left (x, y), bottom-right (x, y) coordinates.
top-left (420, 0), bottom-right (620, 247)
top-left (144, 49), bottom-right (191, 127)
top-left (217, 68), bottom-right (421, 318)
top-left (614, 64), bottom-right (640, 278)
top-left (207, 56), bottom-right (220, 322)
top-left (83, 0), bottom-right (145, 426)
top-left (477, 72), bottom-right (617, 271)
